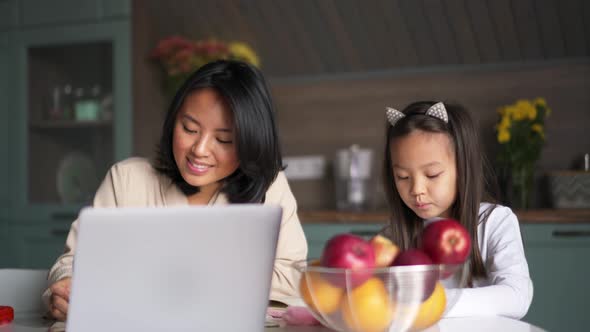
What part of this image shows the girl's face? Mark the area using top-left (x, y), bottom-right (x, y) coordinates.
top-left (390, 130), bottom-right (457, 219)
top-left (172, 88), bottom-right (240, 200)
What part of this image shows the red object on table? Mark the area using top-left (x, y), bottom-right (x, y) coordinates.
top-left (0, 306), bottom-right (14, 325)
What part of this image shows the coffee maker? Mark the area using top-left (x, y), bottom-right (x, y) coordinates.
top-left (334, 145), bottom-right (373, 211)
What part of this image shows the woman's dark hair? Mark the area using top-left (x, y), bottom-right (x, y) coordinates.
top-left (382, 101), bottom-right (498, 283)
top-left (153, 60), bottom-right (283, 203)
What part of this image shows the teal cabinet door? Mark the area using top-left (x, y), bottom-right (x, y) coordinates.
top-left (0, 33), bottom-right (9, 207)
top-left (303, 223), bottom-right (385, 259)
top-left (0, 1), bottom-right (18, 31)
top-left (2, 215), bottom-right (71, 269)
top-left (19, 0), bottom-right (131, 26)
top-left (20, 0), bottom-right (101, 26)
top-left (521, 223), bottom-right (590, 332)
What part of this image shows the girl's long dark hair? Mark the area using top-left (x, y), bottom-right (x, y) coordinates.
top-left (383, 101), bottom-right (498, 283)
top-left (153, 60), bottom-right (283, 203)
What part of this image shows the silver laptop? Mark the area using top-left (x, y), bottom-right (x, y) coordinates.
top-left (67, 205), bottom-right (282, 332)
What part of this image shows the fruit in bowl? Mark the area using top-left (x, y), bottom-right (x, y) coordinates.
top-left (297, 221), bottom-right (471, 332)
top-left (299, 261), bottom-right (344, 314)
top-left (341, 277), bottom-right (394, 332)
top-left (370, 235), bottom-right (400, 268)
top-left (409, 281), bottom-right (446, 331)
top-left (296, 261), bottom-right (457, 332)
top-left (320, 234), bottom-right (376, 287)
top-left (421, 219), bottom-right (471, 265)
top-left (391, 249), bottom-right (437, 301)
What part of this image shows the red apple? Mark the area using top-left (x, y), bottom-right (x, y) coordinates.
top-left (370, 235), bottom-right (400, 267)
top-left (391, 249), bottom-right (433, 267)
top-left (421, 219), bottom-right (471, 265)
top-left (320, 234), bottom-right (375, 287)
top-left (392, 249), bottom-right (437, 300)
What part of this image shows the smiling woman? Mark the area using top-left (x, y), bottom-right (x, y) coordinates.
top-left (171, 89), bottom-right (240, 204)
top-left (43, 60), bottom-right (308, 321)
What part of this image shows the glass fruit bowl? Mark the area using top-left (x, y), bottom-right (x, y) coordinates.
top-left (295, 260), bottom-right (468, 332)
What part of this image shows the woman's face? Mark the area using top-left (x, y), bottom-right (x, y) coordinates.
top-left (389, 130), bottom-right (458, 219)
top-left (172, 88), bottom-right (239, 198)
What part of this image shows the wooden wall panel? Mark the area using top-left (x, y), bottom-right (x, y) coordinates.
top-left (585, 2), bottom-right (590, 53)
top-left (316, 0), bottom-right (362, 70)
top-left (379, 0), bottom-right (419, 67)
top-left (399, 0), bottom-right (436, 65)
top-left (423, 0), bottom-right (460, 65)
top-left (356, 0), bottom-right (391, 69)
top-left (466, 0), bottom-right (501, 63)
top-left (535, 0), bottom-right (566, 58)
top-left (511, 0), bottom-right (543, 59)
top-left (556, 0), bottom-right (587, 56)
top-left (487, 0), bottom-right (521, 61)
top-left (445, 0), bottom-right (481, 64)
top-left (141, 0), bottom-right (590, 77)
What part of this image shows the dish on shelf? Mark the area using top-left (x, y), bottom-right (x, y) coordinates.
top-left (56, 152), bottom-right (99, 203)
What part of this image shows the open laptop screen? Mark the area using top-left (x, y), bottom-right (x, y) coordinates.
top-left (67, 205), bottom-right (282, 332)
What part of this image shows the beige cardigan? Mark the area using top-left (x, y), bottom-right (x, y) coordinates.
top-left (44, 157), bottom-right (307, 305)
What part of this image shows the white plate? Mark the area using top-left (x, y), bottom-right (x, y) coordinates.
top-left (56, 152), bottom-right (98, 203)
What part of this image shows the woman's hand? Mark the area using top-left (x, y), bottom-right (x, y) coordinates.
top-left (49, 277), bottom-right (71, 321)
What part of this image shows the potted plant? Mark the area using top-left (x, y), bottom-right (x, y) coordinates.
top-left (495, 98), bottom-right (551, 209)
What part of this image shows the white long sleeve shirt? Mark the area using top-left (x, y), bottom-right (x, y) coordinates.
top-left (437, 203), bottom-right (533, 319)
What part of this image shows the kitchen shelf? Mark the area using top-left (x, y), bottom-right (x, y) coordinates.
top-left (29, 120), bottom-right (112, 129)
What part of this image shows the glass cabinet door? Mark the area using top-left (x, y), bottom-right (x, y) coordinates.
top-left (27, 42), bottom-right (114, 205)
top-left (11, 21), bottom-right (132, 210)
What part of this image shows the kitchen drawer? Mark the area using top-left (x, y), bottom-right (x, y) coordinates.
top-left (521, 223), bottom-right (590, 332)
top-left (521, 224), bottom-right (590, 246)
top-left (0, 214), bottom-right (71, 269)
top-left (303, 223), bottom-right (385, 259)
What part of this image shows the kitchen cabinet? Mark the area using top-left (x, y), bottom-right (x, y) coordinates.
top-left (521, 223), bottom-right (590, 332)
top-left (0, 1), bottom-right (18, 31)
top-left (0, 31), bottom-right (15, 208)
top-left (0, 215), bottom-right (70, 269)
top-left (0, 0), bottom-right (131, 268)
top-left (19, 0), bottom-right (130, 26)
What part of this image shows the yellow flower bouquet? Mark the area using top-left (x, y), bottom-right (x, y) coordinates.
top-left (495, 98), bottom-right (551, 208)
top-left (150, 36), bottom-right (260, 98)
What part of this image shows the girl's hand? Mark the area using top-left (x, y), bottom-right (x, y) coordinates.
top-left (49, 277), bottom-right (71, 321)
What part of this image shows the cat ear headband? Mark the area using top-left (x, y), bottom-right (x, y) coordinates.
top-left (386, 102), bottom-right (449, 127)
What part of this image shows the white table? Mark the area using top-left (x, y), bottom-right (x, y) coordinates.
top-left (0, 312), bottom-right (546, 332)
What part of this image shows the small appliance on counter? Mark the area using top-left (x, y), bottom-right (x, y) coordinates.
top-left (334, 144), bottom-right (373, 211)
top-left (548, 153), bottom-right (590, 208)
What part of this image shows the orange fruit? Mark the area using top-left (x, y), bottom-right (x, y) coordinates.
top-left (300, 270), bottom-right (344, 314)
top-left (410, 281), bottom-right (446, 331)
top-left (341, 277), bottom-right (393, 332)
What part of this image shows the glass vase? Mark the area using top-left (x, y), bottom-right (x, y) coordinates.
top-left (510, 163), bottom-right (535, 210)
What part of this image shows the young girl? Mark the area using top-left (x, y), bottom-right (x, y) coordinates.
top-left (382, 101), bottom-right (533, 319)
top-left (44, 60), bottom-right (308, 321)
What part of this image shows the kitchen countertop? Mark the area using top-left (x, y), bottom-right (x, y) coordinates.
top-left (299, 209), bottom-right (590, 224)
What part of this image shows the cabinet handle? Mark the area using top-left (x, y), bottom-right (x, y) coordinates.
top-left (552, 230), bottom-right (590, 238)
top-left (350, 230), bottom-right (379, 238)
top-left (51, 229), bottom-right (70, 237)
